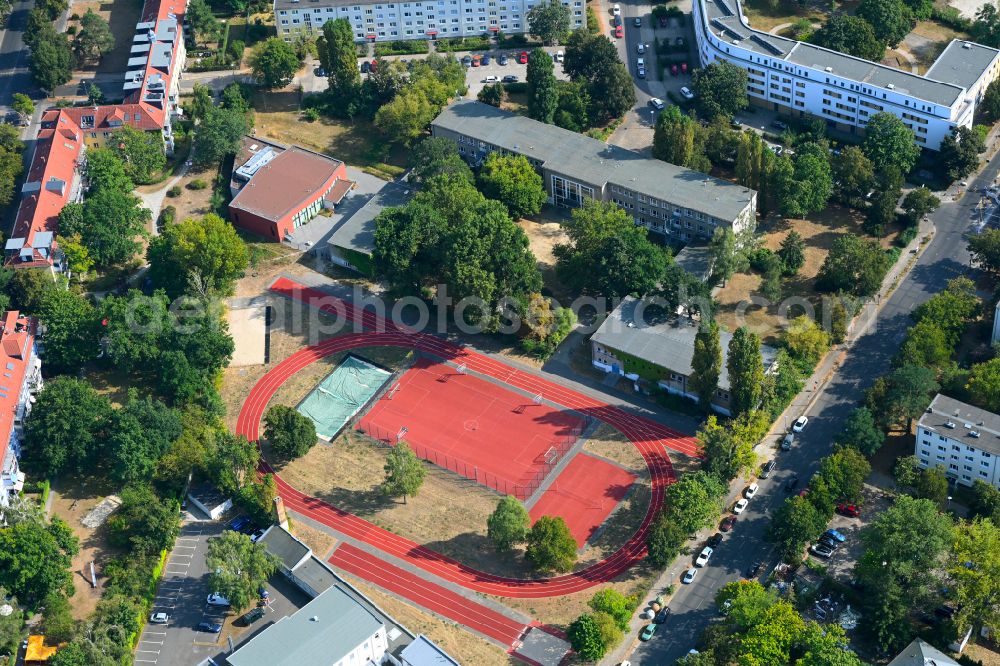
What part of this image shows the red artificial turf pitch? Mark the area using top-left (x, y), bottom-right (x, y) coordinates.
top-left (329, 543), bottom-right (529, 648)
top-left (357, 358), bottom-right (586, 499)
top-left (528, 453), bottom-right (637, 547)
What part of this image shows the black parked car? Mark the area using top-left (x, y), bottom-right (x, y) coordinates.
top-left (707, 533), bottom-right (723, 547)
top-left (745, 561), bottom-right (764, 578)
top-left (360, 61), bottom-right (371, 73)
top-left (784, 475), bottom-right (799, 492)
top-left (653, 607), bottom-right (671, 624)
top-left (502, 74), bottom-right (519, 83)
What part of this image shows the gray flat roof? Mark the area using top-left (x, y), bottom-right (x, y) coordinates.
top-left (226, 587), bottom-right (385, 666)
top-left (399, 635), bottom-right (461, 665)
top-left (701, 0), bottom-right (967, 107)
top-left (258, 525), bottom-right (311, 571)
top-left (431, 101), bottom-right (755, 223)
top-left (887, 638), bottom-right (959, 666)
top-left (327, 180), bottom-right (415, 255)
top-left (918, 394), bottom-right (1000, 457)
top-left (924, 39), bottom-right (1000, 93)
top-left (673, 245), bottom-right (714, 281)
top-left (292, 556), bottom-right (337, 596)
top-left (590, 296), bottom-right (776, 389)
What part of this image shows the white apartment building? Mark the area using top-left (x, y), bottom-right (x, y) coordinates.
top-left (915, 394), bottom-right (1000, 488)
top-left (0, 312), bottom-right (42, 517)
top-left (693, 0), bottom-right (1000, 151)
top-left (274, 0), bottom-right (583, 42)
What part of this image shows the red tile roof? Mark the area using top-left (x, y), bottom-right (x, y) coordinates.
top-left (0, 311), bottom-right (37, 480)
top-left (230, 146), bottom-right (347, 223)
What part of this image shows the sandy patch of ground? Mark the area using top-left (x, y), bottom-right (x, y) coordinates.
top-left (345, 577), bottom-right (516, 665)
top-left (518, 212), bottom-right (571, 301)
top-left (48, 475), bottom-right (124, 620)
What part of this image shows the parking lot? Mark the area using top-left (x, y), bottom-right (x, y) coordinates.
top-left (134, 513), bottom-right (311, 666)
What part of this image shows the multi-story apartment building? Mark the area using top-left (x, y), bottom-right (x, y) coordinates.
top-left (0, 312), bottom-right (42, 517)
top-left (274, 0), bottom-right (583, 43)
top-left (431, 100), bottom-right (757, 242)
top-left (915, 394), bottom-right (1000, 488)
top-left (4, 0), bottom-right (185, 273)
top-left (693, 0), bottom-right (1000, 150)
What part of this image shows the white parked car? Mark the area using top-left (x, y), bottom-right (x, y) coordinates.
top-left (613, 3), bottom-right (621, 14)
top-left (555, 50), bottom-right (564, 62)
top-left (682, 567), bottom-right (698, 584)
top-left (484, 75), bottom-right (499, 83)
top-left (680, 86), bottom-right (695, 100)
top-left (648, 98), bottom-right (665, 110)
top-left (695, 546), bottom-right (713, 567)
top-left (733, 498), bottom-right (749, 514)
top-left (637, 42), bottom-right (645, 54)
top-left (792, 416), bottom-right (809, 432)
top-left (150, 612), bottom-right (169, 624)
top-left (744, 482), bottom-right (759, 500)
top-left (206, 593), bottom-right (231, 607)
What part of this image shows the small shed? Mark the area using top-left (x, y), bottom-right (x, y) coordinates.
top-left (187, 482), bottom-right (232, 520)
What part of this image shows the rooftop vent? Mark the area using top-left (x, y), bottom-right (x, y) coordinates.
top-left (825, 66), bottom-right (832, 72)
top-left (965, 422), bottom-right (973, 429)
top-left (963, 42), bottom-right (973, 49)
top-left (945, 421), bottom-right (956, 429)
top-left (887, 84), bottom-right (895, 90)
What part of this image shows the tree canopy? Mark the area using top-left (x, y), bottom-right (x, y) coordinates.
top-left (147, 213), bottom-right (249, 298)
top-left (0, 520), bottom-right (77, 608)
top-left (691, 61), bottom-right (749, 120)
top-left (110, 125), bottom-right (166, 185)
top-left (816, 233), bottom-right (891, 297)
top-left (527, 48), bottom-right (558, 124)
top-left (526, 515), bottom-right (577, 572)
top-left (727, 326), bottom-right (764, 418)
top-left (263, 404), bottom-right (317, 459)
top-left (527, 0), bottom-right (571, 45)
top-left (477, 153), bottom-right (546, 219)
top-left (250, 37), bottom-right (300, 89)
top-left (382, 442), bottom-right (426, 503)
top-left (856, 0), bottom-right (914, 47)
top-left (23, 377), bottom-right (112, 478)
top-left (192, 106), bottom-right (251, 168)
top-left (810, 14), bottom-right (885, 60)
top-left (862, 112), bottom-right (920, 175)
top-left (206, 530), bottom-right (279, 610)
top-left (487, 496), bottom-right (530, 552)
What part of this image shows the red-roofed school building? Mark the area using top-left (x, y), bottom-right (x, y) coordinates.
top-left (228, 135), bottom-right (355, 241)
top-left (0, 312), bottom-right (41, 518)
top-left (4, 0), bottom-right (186, 273)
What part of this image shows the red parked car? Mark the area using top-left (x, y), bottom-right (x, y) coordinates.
top-left (614, 24), bottom-right (624, 38)
top-left (720, 515), bottom-right (737, 532)
top-left (680, 62), bottom-right (688, 74)
top-left (670, 64), bottom-right (678, 76)
top-left (518, 51), bottom-right (528, 64)
top-left (837, 503), bottom-right (861, 517)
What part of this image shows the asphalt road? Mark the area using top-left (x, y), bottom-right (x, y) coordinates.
top-left (0, 0), bottom-right (38, 113)
top-left (630, 154), bottom-right (996, 665)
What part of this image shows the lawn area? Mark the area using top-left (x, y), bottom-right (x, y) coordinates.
top-left (905, 20), bottom-right (969, 72)
top-left (714, 207), bottom-right (898, 345)
top-left (742, 0), bottom-right (827, 33)
top-left (251, 92), bottom-right (407, 180)
top-left (70, 0), bottom-right (143, 78)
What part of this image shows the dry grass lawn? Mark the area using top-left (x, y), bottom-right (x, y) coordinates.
top-left (517, 213), bottom-right (571, 300)
top-left (345, 576), bottom-right (516, 665)
top-left (135, 165), bottom-right (220, 225)
top-left (714, 207), bottom-right (897, 344)
top-left (289, 519), bottom-right (338, 560)
top-left (742, 0), bottom-right (826, 33)
top-left (48, 475), bottom-right (124, 620)
top-left (252, 93), bottom-right (407, 180)
top-left (70, 0), bottom-right (143, 76)
top-left (964, 643), bottom-right (1000, 666)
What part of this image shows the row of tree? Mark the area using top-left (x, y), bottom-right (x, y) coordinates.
top-left (25, 0), bottom-right (114, 92)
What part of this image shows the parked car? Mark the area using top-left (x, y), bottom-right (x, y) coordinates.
top-left (746, 561), bottom-right (764, 578)
top-left (461, 55), bottom-right (473, 66)
top-left (720, 515), bottom-right (737, 532)
top-left (250, 528), bottom-right (266, 543)
top-left (197, 621), bottom-right (223, 633)
top-left (818, 535), bottom-right (841, 550)
top-left (206, 593), bottom-right (231, 607)
top-left (369, 59), bottom-right (378, 72)
top-left (772, 119), bottom-right (789, 130)
top-left (648, 97), bottom-right (665, 110)
top-left (680, 62), bottom-right (688, 74)
top-left (792, 415), bottom-right (809, 432)
top-left (784, 475), bottom-right (799, 492)
top-left (824, 529), bottom-right (847, 543)
top-left (639, 623), bottom-right (657, 641)
top-left (676, 36), bottom-right (686, 46)
top-left (670, 63), bottom-right (678, 76)
top-left (614, 24), bottom-right (624, 38)
top-left (637, 42), bottom-right (645, 54)
top-left (314, 67), bottom-right (327, 77)
top-left (810, 543), bottom-right (834, 559)
top-left (227, 516), bottom-right (250, 532)
top-left (502, 74), bottom-right (518, 83)
top-left (680, 86), bottom-right (695, 100)
top-left (733, 498), bottom-right (749, 514)
top-left (836, 503), bottom-right (860, 517)
top-left (484, 75), bottom-right (499, 83)
top-left (634, 16), bottom-right (641, 26)
top-left (518, 51), bottom-right (528, 64)
top-left (682, 568), bottom-right (698, 584)
top-left (471, 54), bottom-right (482, 66)
top-left (240, 607), bottom-right (265, 626)
top-left (707, 532), bottom-right (723, 547)
top-left (498, 54), bottom-right (508, 65)
top-left (744, 483), bottom-right (759, 500)
top-left (612, 3), bottom-right (621, 15)
top-left (781, 433), bottom-right (794, 451)
top-left (654, 607), bottom-right (671, 624)
top-left (760, 460), bottom-right (777, 478)
top-left (150, 612), bottom-right (169, 624)
top-left (637, 65), bottom-right (646, 78)
top-left (695, 546), bottom-right (714, 567)
top-left (555, 50), bottom-right (564, 62)
top-left (481, 54), bottom-right (491, 65)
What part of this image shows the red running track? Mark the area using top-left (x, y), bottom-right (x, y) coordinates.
top-left (235, 278), bottom-right (700, 597)
top-left (329, 543), bottom-right (529, 648)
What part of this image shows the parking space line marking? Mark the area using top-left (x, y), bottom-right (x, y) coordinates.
top-left (134, 659), bottom-right (158, 663)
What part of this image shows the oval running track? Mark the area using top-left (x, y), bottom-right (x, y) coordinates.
top-left (235, 279), bottom-right (700, 597)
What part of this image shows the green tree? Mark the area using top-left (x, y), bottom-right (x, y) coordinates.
top-left (11, 93), bottom-right (33, 121)
top-left (568, 613), bottom-right (607, 661)
top-left (897, 319), bottom-right (952, 369)
top-left (949, 518), bottom-right (1000, 635)
top-left (778, 230), bottom-right (805, 275)
top-left (562, 30), bottom-right (634, 121)
top-left (739, 600), bottom-right (806, 665)
top-left (817, 446), bottom-right (870, 503)
top-left (206, 530), bottom-right (279, 611)
top-left (383, 442), bottom-right (426, 503)
top-left (893, 454), bottom-right (921, 490)
top-left (526, 515), bottom-right (577, 572)
top-left (477, 81), bottom-right (505, 107)
top-left (727, 326), bottom-right (764, 418)
top-left (832, 145), bottom-right (876, 208)
top-left (810, 14), bottom-right (886, 60)
top-left (187, 0), bottom-right (221, 41)
top-left (193, 107), bottom-right (250, 168)
top-left (588, 60), bottom-right (635, 122)
top-left (868, 363), bottom-right (939, 429)
top-left (838, 406), bottom-right (885, 456)
top-left (969, 228), bottom-right (1000, 273)
top-left (0, 521), bottom-right (76, 608)
top-left (912, 276), bottom-right (978, 345)
top-left (691, 61), bottom-right (749, 120)
top-left (38, 289), bottom-right (99, 372)
top-left (23, 377), bottom-right (111, 478)
top-left (698, 415), bottom-right (740, 482)
top-left (708, 227), bottom-right (747, 286)
top-left (855, 495), bottom-right (952, 650)
top-left (914, 465), bottom-right (949, 506)
top-left (478, 153), bottom-right (546, 219)
top-left (564, 29), bottom-right (619, 81)
top-left (816, 233), bottom-right (891, 297)
top-left (588, 588), bottom-right (637, 632)
top-left (981, 78), bottom-right (1000, 123)
top-left (554, 199), bottom-right (667, 297)
top-left (85, 147), bottom-right (132, 192)
top-left (769, 495), bottom-right (826, 562)
top-left (901, 187), bottom-right (940, 224)
top-left (664, 471), bottom-right (726, 533)
top-left (487, 496), bottom-right (530, 552)
top-left (782, 315), bottom-right (830, 365)
top-left (527, 0), bottom-right (570, 45)
top-left (554, 79), bottom-right (590, 131)
top-left (856, 0), bottom-right (913, 47)
top-left (29, 30), bottom-right (73, 92)
top-left (318, 19), bottom-right (362, 111)
top-left (716, 579), bottom-right (778, 630)
top-left (408, 137), bottom-right (473, 184)
top-left (108, 483), bottom-right (180, 556)
top-left (969, 480), bottom-right (1000, 523)
top-left (862, 112), bottom-right (920, 175)
top-left (653, 105), bottom-right (699, 168)
top-left (110, 125), bottom-right (166, 185)
top-left (73, 9), bottom-right (114, 62)
top-left (40, 591), bottom-right (74, 643)
top-left (527, 48), bottom-right (558, 123)
top-left (646, 513), bottom-right (687, 566)
top-left (689, 319), bottom-right (722, 411)
top-left (106, 394), bottom-right (182, 485)
top-left (59, 189), bottom-right (149, 268)
top-left (208, 431), bottom-right (261, 496)
top-left (940, 125), bottom-right (985, 181)
top-left (98, 289), bottom-right (170, 372)
top-left (797, 623), bottom-right (863, 666)
top-left (250, 37), bottom-right (300, 89)
top-left (263, 404), bottom-right (316, 459)
top-left (147, 213), bottom-right (249, 298)
top-left (374, 86), bottom-right (435, 145)
top-left (772, 144), bottom-right (834, 218)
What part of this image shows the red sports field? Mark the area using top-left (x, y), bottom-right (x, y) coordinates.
top-left (357, 358), bottom-right (586, 499)
top-left (528, 454), bottom-right (637, 546)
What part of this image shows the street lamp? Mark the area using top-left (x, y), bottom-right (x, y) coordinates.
top-left (947, 495), bottom-right (953, 511)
